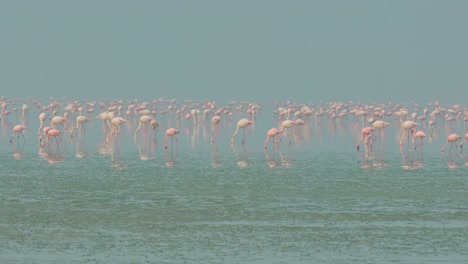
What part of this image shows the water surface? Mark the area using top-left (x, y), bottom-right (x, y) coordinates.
top-left (1, 109), bottom-right (467, 263)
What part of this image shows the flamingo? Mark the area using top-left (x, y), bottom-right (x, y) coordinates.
top-left (38, 112), bottom-right (48, 141)
top-left (211, 115), bottom-right (221, 144)
top-left (21, 103), bottom-right (29, 125)
top-left (40, 126), bottom-right (52, 143)
top-left (356, 126), bottom-right (375, 152)
top-left (230, 118), bottom-right (253, 146)
top-left (164, 128), bottom-right (180, 150)
top-left (134, 115), bottom-right (155, 141)
top-left (372, 119), bottom-right (390, 140)
top-left (411, 127), bottom-right (426, 151)
top-left (96, 111), bottom-right (109, 130)
top-left (400, 121), bottom-right (419, 147)
top-left (75, 115), bottom-right (90, 132)
top-left (264, 127), bottom-right (283, 151)
top-left (441, 133), bottom-right (461, 152)
top-left (372, 120), bottom-right (390, 135)
top-left (51, 116), bottom-right (68, 132)
top-left (293, 118), bottom-right (305, 137)
top-left (106, 117), bottom-right (128, 144)
top-left (202, 108), bottom-right (212, 122)
top-left (41, 128), bottom-right (62, 148)
top-left (280, 119), bottom-right (296, 144)
top-left (9, 125), bottom-right (26, 145)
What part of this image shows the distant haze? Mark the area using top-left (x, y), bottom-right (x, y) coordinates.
top-left (1, 1), bottom-right (467, 105)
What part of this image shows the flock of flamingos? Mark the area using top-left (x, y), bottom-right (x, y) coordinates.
top-left (1, 97), bottom-right (468, 168)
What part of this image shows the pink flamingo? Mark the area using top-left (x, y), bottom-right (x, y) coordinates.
top-left (51, 116), bottom-right (68, 131)
top-left (75, 115), bottom-right (90, 133)
top-left (134, 115), bottom-right (155, 141)
top-left (21, 103), bottom-right (29, 125)
top-left (164, 128), bottom-right (180, 150)
top-left (441, 133), bottom-right (461, 152)
top-left (264, 127), bottom-right (283, 151)
top-left (96, 111), bottom-right (109, 130)
top-left (400, 121), bottom-right (419, 147)
top-left (211, 115), bottom-right (221, 144)
top-left (372, 120), bottom-right (390, 137)
top-left (106, 117), bottom-right (128, 144)
top-left (51, 115), bottom-right (68, 141)
top-left (10, 125), bottom-right (26, 145)
top-left (293, 118), bottom-right (305, 137)
top-left (372, 120), bottom-right (390, 154)
top-left (230, 118), bottom-right (253, 146)
top-left (411, 127), bottom-right (426, 151)
top-left (40, 126), bottom-right (52, 143)
top-left (356, 126), bottom-right (375, 152)
top-left (41, 128), bottom-right (62, 148)
top-left (280, 119), bottom-right (295, 144)
top-left (37, 112), bottom-right (48, 141)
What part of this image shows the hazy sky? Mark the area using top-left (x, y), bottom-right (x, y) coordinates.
top-left (1, 1), bottom-right (467, 104)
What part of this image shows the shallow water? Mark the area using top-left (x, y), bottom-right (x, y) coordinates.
top-left (1, 110), bottom-right (468, 263)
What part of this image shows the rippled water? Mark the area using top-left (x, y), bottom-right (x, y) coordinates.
top-left (1, 113), bottom-right (468, 263)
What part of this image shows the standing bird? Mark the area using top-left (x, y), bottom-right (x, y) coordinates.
top-left (96, 111), bottom-right (110, 130)
top-left (264, 127), bottom-right (283, 151)
top-left (75, 115), bottom-right (90, 133)
top-left (106, 117), bottom-right (128, 144)
top-left (164, 128), bottom-right (180, 150)
top-left (211, 115), bottom-right (221, 144)
top-left (372, 120), bottom-right (390, 154)
top-left (38, 112), bottom-right (48, 142)
top-left (134, 115), bottom-right (155, 141)
top-left (41, 128), bottom-right (62, 148)
top-left (293, 118), bottom-right (305, 136)
top-left (230, 118), bottom-right (253, 146)
top-left (400, 121), bottom-right (419, 147)
top-left (280, 119), bottom-right (296, 144)
top-left (40, 126), bottom-right (52, 143)
top-left (10, 125), bottom-right (26, 145)
top-left (372, 120), bottom-right (390, 136)
top-left (21, 103), bottom-right (29, 125)
top-left (356, 127), bottom-right (375, 152)
top-left (441, 133), bottom-right (461, 152)
top-left (50, 115), bottom-right (68, 142)
top-left (411, 127), bottom-right (426, 151)
top-left (51, 116), bottom-right (68, 132)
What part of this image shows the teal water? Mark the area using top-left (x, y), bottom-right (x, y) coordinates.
top-left (1, 112), bottom-right (468, 263)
